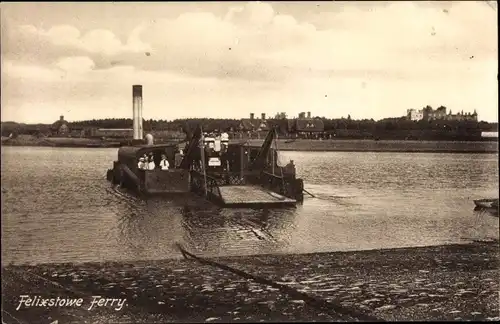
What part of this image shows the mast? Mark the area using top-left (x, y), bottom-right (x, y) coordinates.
top-left (179, 125), bottom-right (202, 170)
top-left (249, 126), bottom-right (276, 171)
top-left (200, 126), bottom-right (208, 197)
top-left (272, 134), bottom-right (275, 175)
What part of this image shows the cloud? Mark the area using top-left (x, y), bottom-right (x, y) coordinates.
top-left (8, 1), bottom-right (497, 83)
top-left (18, 24), bottom-right (151, 56)
top-left (117, 1), bottom-right (497, 82)
top-left (55, 56), bottom-right (95, 74)
top-left (2, 60), bottom-right (63, 82)
top-left (258, 1), bottom-right (497, 79)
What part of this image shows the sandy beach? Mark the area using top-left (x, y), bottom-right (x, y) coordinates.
top-left (2, 241), bottom-right (499, 323)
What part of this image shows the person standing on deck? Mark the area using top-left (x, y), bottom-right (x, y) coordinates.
top-left (221, 131), bottom-right (229, 151)
top-left (147, 156), bottom-right (156, 170)
top-left (204, 134), bottom-right (214, 166)
top-left (137, 157), bottom-right (147, 170)
top-left (160, 154), bottom-right (170, 170)
top-left (284, 160), bottom-right (296, 176)
top-left (174, 150), bottom-right (184, 168)
top-left (214, 133), bottom-right (222, 153)
top-left (206, 133), bottom-right (215, 150)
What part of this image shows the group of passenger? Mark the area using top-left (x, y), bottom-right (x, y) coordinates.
top-left (137, 155), bottom-right (156, 170)
top-left (137, 149), bottom-right (185, 171)
top-left (137, 153), bottom-right (170, 171)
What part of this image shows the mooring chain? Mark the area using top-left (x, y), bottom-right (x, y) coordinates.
top-left (175, 243), bottom-right (382, 322)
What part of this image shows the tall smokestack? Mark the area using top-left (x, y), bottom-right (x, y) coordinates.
top-left (132, 85), bottom-right (143, 140)
top-left (250, 113), bottom-right (254, 120)
top-left (307, 111), bottom-right (311, 118)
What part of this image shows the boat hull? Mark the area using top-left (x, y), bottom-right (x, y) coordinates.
top-left (474, 199), bottom-right (499, 209)
top-left (143, 169), bottom-right (190, 194)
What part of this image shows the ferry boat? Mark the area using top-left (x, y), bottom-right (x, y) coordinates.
top-left (105, 84), bottom-right (304, 207)
top-left (106, 126), bottom-right (304, 207)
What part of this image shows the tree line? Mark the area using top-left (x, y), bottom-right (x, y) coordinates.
top-left (69, 117), bottom-right (498, 133)
top-left (2, 117), bottom-right (498, 134)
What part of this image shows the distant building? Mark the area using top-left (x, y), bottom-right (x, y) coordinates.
top-left (238, 111), bottom-right (324, 138)
top-left (407, 106), bottom-right (478, 122)
top-left (481, 131), bottom-right (498, 138)
top-left (287, 112), bottom-right (325, 138)
top-left (68, 126), bottom-right (89, 138)
top-left (239, 113), bottom-right (270, 132)
top-left (50, 115), bottom-right (70, 135)
top-left (407, 109), bottom-right (424, 121)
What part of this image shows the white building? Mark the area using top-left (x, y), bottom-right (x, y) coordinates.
top-left (406, 107), bottom-right (478, 122)
top-left (407, 109), bottom-right (424, 121)
top-left (481, 131), bottom-right (498, 138)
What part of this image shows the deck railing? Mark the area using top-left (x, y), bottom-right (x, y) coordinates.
top-left (190, 171), bottom-right (223, 203)
top-left (259, 171), bottom-right (287, 196)
top-left (256, 170), bottom-right (303, 201)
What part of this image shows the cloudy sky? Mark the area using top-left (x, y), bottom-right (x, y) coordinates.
top-left (1, 1), bottom-right (497, 123)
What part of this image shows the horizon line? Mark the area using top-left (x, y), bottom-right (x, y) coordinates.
top-left (1, 117), bottom-right (498, 125)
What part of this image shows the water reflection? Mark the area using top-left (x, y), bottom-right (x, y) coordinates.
top-left (463, 207), bottom-right (500, 242)
top-left (110, 187), bottom-right (206, 260)
top-left (473, 206), bottom-right (499, 219)
top-left (180, 204), bottom-right (298, 257)
top-left (107, 185), bottom-right (301, 260)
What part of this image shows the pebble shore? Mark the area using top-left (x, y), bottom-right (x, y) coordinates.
top-left (2, 241), bottom-right (499, 323)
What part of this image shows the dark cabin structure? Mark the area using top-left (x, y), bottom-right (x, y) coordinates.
top-left (109, 144), bottom-right (190, 194)
top-left (287, 112), bottom-right (325, 138)
top-left (107, 126), bottom-right (304, 207)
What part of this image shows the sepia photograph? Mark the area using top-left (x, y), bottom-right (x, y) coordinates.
top-left (1, 1), bottom-right (498, 323)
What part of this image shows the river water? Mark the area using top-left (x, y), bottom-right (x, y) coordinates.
top-left (1, 146), bottom-right (498, 265)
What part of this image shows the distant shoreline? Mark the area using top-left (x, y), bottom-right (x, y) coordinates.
top-left (1, 136), bottom-right (498, 153)
top-left (243, 139), bottom-right (498, 154)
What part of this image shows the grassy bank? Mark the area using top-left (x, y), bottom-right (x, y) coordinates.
top-left (2, 241), bottom-right (498, 323)
top-left (1, 135), bottom-right (114, 148)
top-left (1, 135), bottom-right (182, 148)
top-left (240, 139), bottom-right (498, 153)
top-left (1, 135), bottom-right (498, 153)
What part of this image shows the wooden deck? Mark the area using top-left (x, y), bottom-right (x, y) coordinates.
top-left (218, 185), bottom-right (296, 207)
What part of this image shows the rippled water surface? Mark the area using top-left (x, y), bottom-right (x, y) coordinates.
top-left (1, 146), bottom-right (498, 265)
